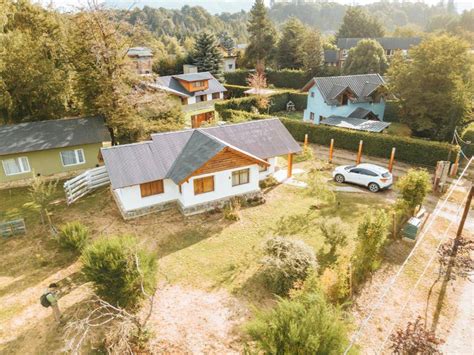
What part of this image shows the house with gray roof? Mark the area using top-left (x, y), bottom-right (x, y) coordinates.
top-left (301, 74), bottom-right (387, 125)
top-left (0, 117), bottom-right (111, 184)
top-left (148, 69), bottom-right (227, 129)
top-left (336, 37), bottom-right (422, 67)
top-left (101, 118), bottom-right (301, 219)
top-left (127, 47), bottom-right (153, 75)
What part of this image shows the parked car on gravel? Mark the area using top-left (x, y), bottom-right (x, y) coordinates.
top-left (332, 163), bottom-right (393, 192)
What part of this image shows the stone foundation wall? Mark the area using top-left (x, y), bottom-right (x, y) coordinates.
top-left (178, 190), bottom-right (263, 216)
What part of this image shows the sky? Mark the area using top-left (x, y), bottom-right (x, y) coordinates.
top-left (38, 0), bottom-right (473, 13)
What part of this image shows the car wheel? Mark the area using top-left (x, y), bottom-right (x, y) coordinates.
top-left (368, 182), bottom-right (380, 193)
top-left (334, 174), bottom-right (345, 183)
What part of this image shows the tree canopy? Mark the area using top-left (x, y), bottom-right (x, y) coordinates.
top-left (344, 39), bottom-right (388, 75)
top-left (192, 32), bottom-right (223, 81)
top-left (276, 17), bottom-right (306, 70)
top-left (388, 35), bottom-right (473, 140)
top-left (336, 7), bottom-right (385, 39)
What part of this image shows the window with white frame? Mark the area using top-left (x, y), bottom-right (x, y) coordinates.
top-left (232, 168), bottom-right (250, 186)
top-left (60, 149), bottom-right (85, 166)
top-left (2, 157), bottom-right (30, 176)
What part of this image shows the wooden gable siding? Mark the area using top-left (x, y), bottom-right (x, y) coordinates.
top-left (184, 147), bottom-right (267, 183)
top-left (177, 79), bottom-right (209, 93)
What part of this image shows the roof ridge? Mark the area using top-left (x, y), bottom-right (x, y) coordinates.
top-left (101, 140), bottom-right (153, 151)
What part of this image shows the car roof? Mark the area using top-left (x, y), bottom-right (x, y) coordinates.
top-left (357, 163), bottom-right (389, 174)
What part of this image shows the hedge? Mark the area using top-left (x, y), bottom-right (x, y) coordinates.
top-left (224, 69), bottom-right (311, 89)
top-left (220, 109), bottom-right (273, 122)
top-left (280, 118), bottom-right (458, 167)
top-left (215, 91), bottom-right (308, 115)
top-left (224, 84), bottom-right (249, 99)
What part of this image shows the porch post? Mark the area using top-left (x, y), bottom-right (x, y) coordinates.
top-left (287, 153), bottom-right (293, 178)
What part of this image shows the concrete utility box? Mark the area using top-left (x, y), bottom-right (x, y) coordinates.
top-left (402, 217), bottom-right (422, 241)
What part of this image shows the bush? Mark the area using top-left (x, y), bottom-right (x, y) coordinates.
top-left (261, 236), bottom-right (317, 295)
top-left (317, 218), bottom-right (348, 271)
top-left (259, 176), bottom-right (279, 189)
top-left (395, 168), bottom-right (432, 216)
top-left (219, 109), bottom-right (272, 123)
top-left (306, 169), bottom-right (336, 206)
top-left (223, 84), bottom-right (249, 99)
top-left (81, 235), bottom-right (157, 310)
top-left (223, 69), bottom-right (250, 86)
top-left (281, 118), bottom-right (458, 167)
top-left (57, 222), bottom-right (90, 252)
top-left (320, 255), bottom-right (351, 303)
top-left (223, 197), bottom-right (241, 221)
top-left (352, 210), bottom-right (389, 284)
top-left (246, 275), bottom-right (351, 354)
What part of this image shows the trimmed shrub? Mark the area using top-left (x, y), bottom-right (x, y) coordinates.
top-left (261, 236), bottom-right (317, 295)
top-left (246, 275), bottom-right (350, 354)
top-left (395, 168), bottom-right (432, 215)
top-left (81, 235), bottom-right (157, 310)
top-left (219, 109), bottom-right (272, 123)
top-left (57, 222), bottom-right (90, 252)
top-left (288, 91), bottom-right (308, 111)
top-left (223, 69), bottom-right (249, 86)
top-left (281, 118), bottom-right (458, 167)
top-left (223, 84), bottom-right (249, 99)
top-left (266, 69), bottom-right (311, 89)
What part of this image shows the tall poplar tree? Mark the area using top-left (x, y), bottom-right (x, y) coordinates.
top-left (192, 32), bottom-right (223, 81)
top-left (245, 0), bottom-right (276, 68)
top-left (336, 7), bottom-right (385, 39)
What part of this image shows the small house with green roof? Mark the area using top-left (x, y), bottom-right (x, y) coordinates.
top-left (0, 117), bottom-right (111, 184)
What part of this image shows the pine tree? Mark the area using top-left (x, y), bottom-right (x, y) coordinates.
top-left (343, 39), bottom-right (388, 75)
top-left (276, 17), bottom-right (306, 69)
top-left (192, 32), bottom-right (223, 81)
top-left (218, 32), bottom-right (235, 56)
top-left (245, 0), bottom-right (277, 68)
top-left (336, 7), bottom-right (385, 39)
top-left (302, 28), bottom-right (324, 77)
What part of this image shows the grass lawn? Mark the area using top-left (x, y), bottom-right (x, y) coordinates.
top-left (273, 110), bottom-right (304, 121)
top-left (0, 160), bottom-right (390, 352)
top-left (384, 122), bottom-right (412, 137)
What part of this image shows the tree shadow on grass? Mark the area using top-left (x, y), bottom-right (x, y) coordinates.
top-left (232, 269), bottom-right (276, 308)
top-left (156, 226), bottom-right (216, 259)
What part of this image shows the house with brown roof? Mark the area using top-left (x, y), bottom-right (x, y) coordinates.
top-left (101, 119), bottom-right (301, 219)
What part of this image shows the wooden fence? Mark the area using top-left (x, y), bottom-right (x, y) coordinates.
top-left (0, 218), bottom-right (26, 238)
top-left (64, 166), bottom-right (110, 205)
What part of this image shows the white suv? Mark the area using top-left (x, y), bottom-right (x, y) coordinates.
top-left (332, 163), bottom-right (393, 192)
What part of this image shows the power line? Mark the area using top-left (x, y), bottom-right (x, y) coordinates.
top-left (343, 157), bottom-right (473, 354)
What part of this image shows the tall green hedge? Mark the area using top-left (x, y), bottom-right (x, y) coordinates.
top-left (224, 69), bottom-right (311, 89)
top-left (224, 84), bottom-right (249, 98)
top-left (281, 118), bottom-right (458, 167)
top-left (220, 109), bottom-right (273, 122)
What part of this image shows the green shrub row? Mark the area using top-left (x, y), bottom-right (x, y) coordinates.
top-left (224, 69), bottom-right (311, 89)
top-left (224, 84), bottom-right (249, 99)
top-left (280, 118), bottom-right (458, 167)
top-left (219, 109), bottom-right (273, 122)
top-left (216, 91), bottom-right (308, 115)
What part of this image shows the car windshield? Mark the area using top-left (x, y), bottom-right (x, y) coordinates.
top-left (345, 165), bottom-right (355, 171)
top-left (382, 172), bottom-right (391, 178)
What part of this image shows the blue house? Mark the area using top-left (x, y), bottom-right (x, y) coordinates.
top-left (302, 74), bottom-right (387, 125)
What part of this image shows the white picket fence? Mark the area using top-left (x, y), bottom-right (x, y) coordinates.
top-left (64, 166), bottom-right (110, 205)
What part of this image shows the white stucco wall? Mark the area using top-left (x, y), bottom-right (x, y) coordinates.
top-left (259, 157), bottom-right (277, 180)
top-left (179, 164), bottom-right (260, 208)
top-left (115, 179), bottom-right (179, 211)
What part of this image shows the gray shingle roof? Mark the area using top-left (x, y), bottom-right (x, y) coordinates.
top-left (0, 117), bottom-right (111, 156)
top-left (348, 107), bottom-right (378, 120)
top-left (322, 116), bottom-right (390, 133)
top-left (337, 37), bottom-right (422, 50)
top-left (127, 47), bottom-right (153, 57)
top-left (166, 130), bottom-right (226, 184)
top-left (150, 72), bottom-right (226, 98)
top-left (102, 118), bottom-right (301, 189)
top-left (304, 74), bottom-right (385, 105)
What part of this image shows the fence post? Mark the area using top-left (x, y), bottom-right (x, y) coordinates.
top-left (356, 140), bottom-right (363, 164)
top-left (450, 151), bottom-right (460, 177)
top-left (304, 134), bottom-right (308, 151)
top-left (388, 147), bottom-right (396, 173)
top-left (329, 138), bottom-right (334, 163)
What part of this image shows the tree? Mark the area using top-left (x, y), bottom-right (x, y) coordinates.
top-left (343, 39), bottom-right (388, 75)
top-left (276, 17), bottom-right (306, 69)
top-left (81, 235), bottom-right (157, 310)
top-left (192, 32), bottom-right (223, 81)
top-left (337, 7), bottom-right (385, 39)
top-left (302, 28), bottom-right (323, 77)
top-left (23, 175), bottom-right (58, 227)
top-left (246, 275), bottom-right (350, 354)
top-left (0, 0), bottom-right (73, 123)
top-left (317, 218), bottom-right (348, 271)
top-left (245, 0), bottom-right (277, 68)
top-left (390, 316), bottom-right (444, 354)
top-left (395, 169), bottom-right (431, 216)
top-left (387, 35), bottom-right (472, 140)
top-left (218, 31), bottom-right (235, 55)
top-left (352, 209), bottom-right (389, 283)
top-left (261, 236), bottom-right (317, 295)
top-left (57, 222), bottom-right (90, 252)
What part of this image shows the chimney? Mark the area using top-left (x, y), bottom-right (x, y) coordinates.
top-left (183, 64), bottom-right (198, 74)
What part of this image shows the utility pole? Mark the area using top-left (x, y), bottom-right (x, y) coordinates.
top-left (456, 184), bottom-right (473, 238)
